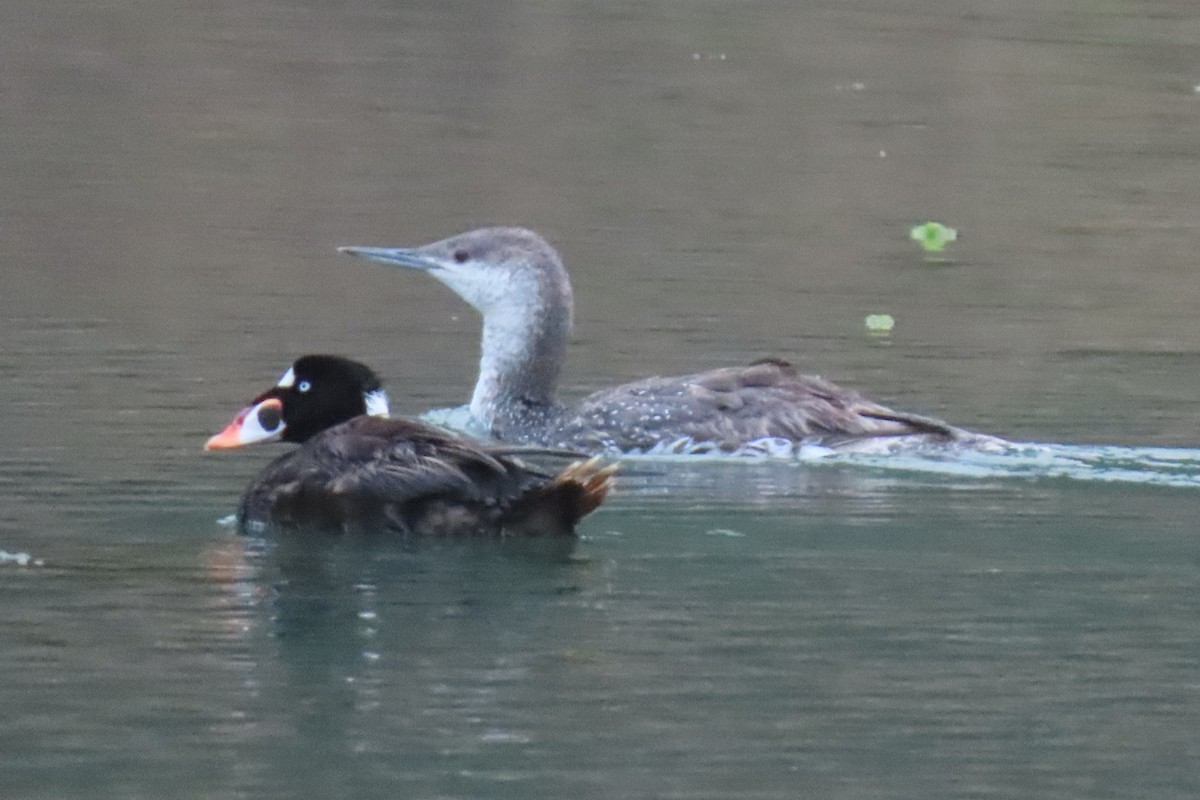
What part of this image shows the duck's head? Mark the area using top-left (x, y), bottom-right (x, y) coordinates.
top-left (338, 227), bottom-right (573, 326)
top-left (205, 355), bottom-right (390, 449)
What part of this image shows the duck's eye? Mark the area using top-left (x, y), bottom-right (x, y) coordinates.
top-left (297, 380), bottom-right (312, 393)
top-left (453, 248), bottom-right (469, 264)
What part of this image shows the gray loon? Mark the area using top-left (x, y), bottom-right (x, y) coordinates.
top-left (339, 227), bottom-right (990, 456)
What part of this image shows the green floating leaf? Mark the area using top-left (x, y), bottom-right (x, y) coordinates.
top-left (864, 313), bottom-right (895, 333)
top-left (910, 221), bottom-right (958, 253)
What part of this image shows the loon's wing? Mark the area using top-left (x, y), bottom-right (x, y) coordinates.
top-left (569, 359), bottom-right (963, 450)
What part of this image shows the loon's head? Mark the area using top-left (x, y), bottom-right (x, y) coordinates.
top-left (340, 228), bottom-right (576, 418)
top-left (206, 355), bottom-right (390, 449)
top-left (338, 227), bottom-right (574, 328)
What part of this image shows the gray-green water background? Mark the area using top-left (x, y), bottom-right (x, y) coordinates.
top-left (2, 2), bottom-right (1199, 798)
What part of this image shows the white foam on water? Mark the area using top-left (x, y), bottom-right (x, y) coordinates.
top-left (0, 549), bottom-right (44, 567)
top-left (419, 405), bottom-right (1200, 489)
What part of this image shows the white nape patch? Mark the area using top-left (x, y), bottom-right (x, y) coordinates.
top-left (364, 389), bottom-right (390, 418)
top-left (277, 367), bottom-right (296, 388)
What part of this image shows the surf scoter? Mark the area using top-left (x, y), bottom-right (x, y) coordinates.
top-left (338, 227), bottom-right (999, 456)
top-left (205, 355), bottom-right (614, 535)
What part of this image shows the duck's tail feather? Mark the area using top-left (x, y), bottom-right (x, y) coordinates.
top-left (504, 457), bottom-right (617, 536)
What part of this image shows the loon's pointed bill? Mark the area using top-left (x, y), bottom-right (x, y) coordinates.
top-left (205, 397), bottom-right (285, 450)
top-left (337, 246), bottom-right (439, 271)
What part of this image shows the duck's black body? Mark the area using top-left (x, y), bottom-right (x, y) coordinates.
top-left (237, 415), bottom-right (609, 535)
top-left (206, 356), bottom-right (613, 535)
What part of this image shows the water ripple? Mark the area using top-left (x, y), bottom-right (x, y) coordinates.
top-left (424, 406), bottom-right (1200, 489)
top-left (823, 443), bottom-right (1200, 489)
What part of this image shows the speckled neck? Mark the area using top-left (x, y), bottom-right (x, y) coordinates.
top-left (447, 245), bottom-right (574, 430)
top-left (470, 301), bottom-right (570, 426)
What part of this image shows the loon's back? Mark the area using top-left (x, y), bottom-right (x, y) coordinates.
top-left (493, 359), bottom-right (966, 455)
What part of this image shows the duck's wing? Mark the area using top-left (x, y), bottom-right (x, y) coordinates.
top-left (569, 359), bottom-right (963, 450)
top-left (314, 416), bottom-right (533, 501)
top-left (238, 416), bottom-right (538, 530)
top-left (239, 415), bottom-right (612, 535)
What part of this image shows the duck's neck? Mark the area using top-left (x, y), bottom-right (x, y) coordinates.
top-left (470, 300), bottom-right (570, 428)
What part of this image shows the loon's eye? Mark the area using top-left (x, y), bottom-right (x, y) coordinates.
top-left (297, 380), bottom-right (312, 393)
top-left (453, 249), bottom-right (469, 264)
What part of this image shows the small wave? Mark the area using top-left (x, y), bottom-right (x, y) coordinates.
top-left (420, 406), bottom-right (1200, 489)
top-left (624, 438), bottom-right (1200, 489)
top-left (625, 440), bottom-right (1200, 489)
top-left (829, 442), bottom-right (1200, 488)
top-left (0, 549), bottom-right (44, 567)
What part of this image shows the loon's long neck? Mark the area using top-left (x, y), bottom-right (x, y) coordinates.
top-left (336, 227), bottom-right (577, 431)
top-left (465, 268), bottom-right (573, 429)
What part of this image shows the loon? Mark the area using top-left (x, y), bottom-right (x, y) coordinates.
top-left (338, 228), bottom-right (990, 456)
top-left (205, 354), bottom-right (614, 535)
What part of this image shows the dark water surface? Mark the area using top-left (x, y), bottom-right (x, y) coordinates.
top-left (3, 1), bottom-right (1199, 798)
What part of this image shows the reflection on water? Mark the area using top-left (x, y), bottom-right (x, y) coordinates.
top-left (8, 490), bottom-right (1198, 799)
